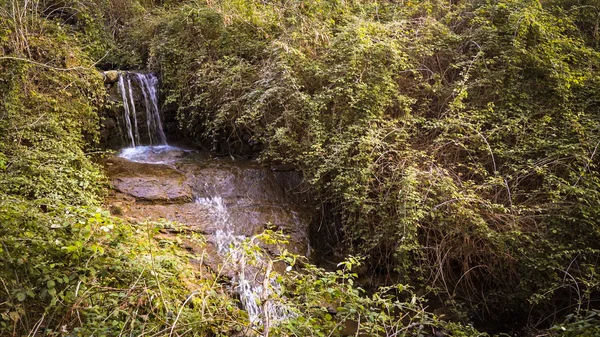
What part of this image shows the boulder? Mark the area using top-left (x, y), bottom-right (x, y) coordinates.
top-left (103, 70), bottom-right (120, 83)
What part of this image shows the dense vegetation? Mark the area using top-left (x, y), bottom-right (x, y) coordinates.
top-left (141, 0), bottom-right (600, 331)
top-left (2, 0), bottom-right (600, 335)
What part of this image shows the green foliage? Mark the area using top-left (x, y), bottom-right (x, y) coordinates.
top-left (2, 0), bottom-right (600, 334)
top-left (0, 200), bottom-right (243, 336)
top-left (0, 0), bottom-right (107, 206)
top-left (550, 310), bottom-right (600, 337)
top-left (212, 231), bottom-right (485, 337)
top-left (145, 0), bottom-right (600, 330)
top-left (275, 253), bottom-right (486, 337)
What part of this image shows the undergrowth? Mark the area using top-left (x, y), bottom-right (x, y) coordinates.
top-left (2, 0), bottom-right (600, 335)
top-left (137, 0), bottom-right (600, 332)
top-left (0, 203), bottom-right (243, 336)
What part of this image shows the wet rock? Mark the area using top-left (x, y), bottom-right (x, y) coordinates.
top-left (105, 157), bottom-right (192, 203)
top-left (113, 176), bottom-right (192, 202)
top-left (103, 148), bottom-right (313, 256)
top-left (197, 239), bottom-right (238, 280)
top-left (102, 116), bottom-right (117, 130)
top-left (114, 202), bottom-right (212, 229)
top-left (99, 116), bottom-right (124, 150)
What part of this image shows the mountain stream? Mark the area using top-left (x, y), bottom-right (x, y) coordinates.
top-left (103, 72), bottom-right (312, 333)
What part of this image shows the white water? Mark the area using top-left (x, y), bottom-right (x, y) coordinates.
top-left (118, 145), bottom-right (189, 164)
top-left (126, 75), bottom-right (141, 145)
top-left (195, 196), bottom-right (290, 329)
top-left (135, 73), bottom-right (167, 145)
top-left (116, 71), bottom-right (291, 331)
top-left (116, 72), bottom-right (167, 147)
top-left (117, 75), bottom-right (136, 147)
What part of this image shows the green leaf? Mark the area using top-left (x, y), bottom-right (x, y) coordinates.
top-left (15, 292), bottom-right (26, 302)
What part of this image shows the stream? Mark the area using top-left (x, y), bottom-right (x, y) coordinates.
top-left (102, 71), bottom-right (313, 331)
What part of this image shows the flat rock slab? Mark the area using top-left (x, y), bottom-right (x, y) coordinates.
top-left (111, 199), bottom-right (309, 246)
top-left (103, 150), bottom-right (312, 256)
top-left (106, 157), bottom-right (192, 203)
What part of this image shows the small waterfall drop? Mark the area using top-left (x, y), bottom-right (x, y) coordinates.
top-left (116, 72), bottom-right (167, 147)
top-left (117, 75), bottom-right (136, 148)
top-left (135, 73), bottom-right (167, 145)
top-left (126, 75), bottom-right (141, 145)
top-left (195, 196), bottom-right (290, 331)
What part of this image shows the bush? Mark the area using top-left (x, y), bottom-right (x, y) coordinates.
top-left (0, 201), bottom-right (245, 336)
top-left (147, 0), bottom-right (600, 329)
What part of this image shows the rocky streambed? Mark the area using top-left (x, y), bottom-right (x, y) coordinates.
top-left (102, 146), bottom-right (313, 275)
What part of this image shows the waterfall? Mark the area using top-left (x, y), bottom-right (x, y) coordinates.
top-left (195, 196), bottom-right (290, 331)
top-left (135, 73), bottom-right (167, 145)
top-left (117, 75), bottom-right (136, 147)
top-left (126, 75), bottom-right (141, 145)
top-left (116, 72), bottom-right (167, 147)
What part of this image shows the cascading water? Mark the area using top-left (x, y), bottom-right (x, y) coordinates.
top-left (113, 71), bottom-right (300, 333)
top-left (135, 73), bottom-right (167, 145)
top-left (117, 75), bottom-right (136, 148)
top-left (126, 75), bottom-right (141, 145)
top-left (116, 72), bottom-right (167, 147)
top-left (195, 196), bottom-right (290, 331)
